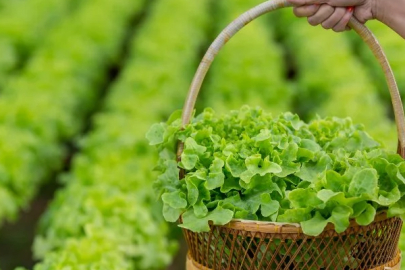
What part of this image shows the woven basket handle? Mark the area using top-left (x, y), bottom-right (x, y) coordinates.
top-left (179, 0), bottom-right (405, 158)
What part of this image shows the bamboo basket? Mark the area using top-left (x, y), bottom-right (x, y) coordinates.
top-left (177, 0), bottom-right (405, 269)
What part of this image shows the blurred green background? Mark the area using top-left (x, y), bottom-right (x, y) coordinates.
top-left (0, 0), bottom-right (403, 269)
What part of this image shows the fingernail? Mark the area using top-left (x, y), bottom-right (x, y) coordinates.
top-left (347, 6), bottom-right (354, 12)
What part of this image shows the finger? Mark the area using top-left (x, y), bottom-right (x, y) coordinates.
top-left (288, 0), bottom-right (361, 7)
top-left (326, 0), bottom-right (364, 5)
top-left (307, 4), bottom-right (334, 26)
top-left (321, 7), bottom-right (346, 29)
top-left (288, 0), bottom-right (324, 6)
top-left (353, 9), bottom-right (370, 23)
top-left (293, 5), bottom-right (320, 17)
top-left (333, 7), bottom-right (354, 32)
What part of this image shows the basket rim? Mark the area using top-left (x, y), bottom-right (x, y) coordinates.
top-left (194, 211), bottom-right (393, 234)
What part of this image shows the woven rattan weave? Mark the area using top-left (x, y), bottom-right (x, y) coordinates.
top-left (184, 213), bottom-right (402, 269)
top-left (186, 253), bottom-right (402, 270)
top-left (177, 0), bottom-right (405, 269)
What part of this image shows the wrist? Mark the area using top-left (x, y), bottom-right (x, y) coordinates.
top-left (373, 0), bottom-right (405, 38)
top-left (372, 0), bottom-right (385, 22)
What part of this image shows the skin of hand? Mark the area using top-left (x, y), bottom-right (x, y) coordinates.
top-left (289, 0), bottom-right (405, 38)
top-left (293, 4), bottom-right (353, 32)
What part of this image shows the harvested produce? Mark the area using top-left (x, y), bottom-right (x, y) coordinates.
top-left (148, 106), bottom-right (405, 236)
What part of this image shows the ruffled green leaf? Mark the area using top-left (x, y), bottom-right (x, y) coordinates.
top-left (163, 203), bottom-right (183, 222)
top-left (329, 205), bottom-right (352, 233)
top-left (260, 193), bottom-right (280, 217)
top-left (226, 155), bottom-right (245, 177)
top-left (278, 208), bottom-right (311, 223)
top-left (181, 138), bottom-right (207, 170)
top-left (162, 190), bottom-right (187, 209)
top-left (295, 154), bottom-right (332, 182)
top-left (205, 157), bottom-right (225, 190)
top-left (245, 154), bottom-right (282, 176)
top-left (301, 212), bottom-right (328, 236)
top-left (355, 204), bottom-right (376, 226)
top-left (289, 188), bottom-right (323, 209)
top-left (146, 123), bottom-right (165, 145)
top-left (348, 168), bottom-right (378, 198)
top-left (179, 205), bottom-right (233, 232)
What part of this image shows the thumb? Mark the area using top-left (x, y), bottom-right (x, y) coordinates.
top-left (288, 0), bottom-right (357, 6)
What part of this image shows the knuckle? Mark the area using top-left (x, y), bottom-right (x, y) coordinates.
top-left (353, 10), bottom-right (368, 23)
top-left (337, 7), bottom-right (346, 14)
top-left (326, 5), bottom-right (335, 12)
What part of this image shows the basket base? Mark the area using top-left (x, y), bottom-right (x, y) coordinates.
top-left (186, 252), bottom-right (402, 270)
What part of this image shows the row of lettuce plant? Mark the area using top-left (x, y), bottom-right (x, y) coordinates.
top-left (27, 0), bottom-right (212, 269)
top-left (202, 0), bottom-right (292, 115)
top-left (0, 0), bottom-right (147, 226)
top-left (274, 10), bottom-right (404, 267)
top-left (273, 10), bottom-right (397, 150)
top-left (0, 0), bottom-right (84, 87)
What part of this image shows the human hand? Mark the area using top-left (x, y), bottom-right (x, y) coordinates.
top-left (290, 0), bottom-right (405, 39)
top-left (290, 0), bottom-right (379, 29)
top-left (293, 4), bottom-right (354, 32)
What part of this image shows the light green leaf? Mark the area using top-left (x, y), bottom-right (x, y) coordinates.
top-left (324, 170), bottom-right (346, 192)
top-left (181, 152), bottom-right (199, 170)
top-left (162, 191), bottom-right (187, 209)
top-left (153, 160), bottom-right (180, 195)
top-left (181, 138), bottom-right (207, 170)
top-left (260, 193), bottom-right (280, 217)
top-left (278, 208), bottom-right (311, 223)
top-left (220, 175), bottom-right (241, 193)
top-left (328, 205), bottom-right (352, 233)
top-left (300, 139), bottom-right (321, 152)
top-left (355, 204), bottom-right (376, 226)
top-left (186, 177), bottom-right (199, 206)
top-left (295, 154), bottom-right (332, 182)
top-left (193, 200), bottom-right (208, 218)
top-left (225, 155), bottom-right (245, 177)
top-left (301, 212), bottom-right (328, 236)
top-left (253, 129), bottom-right (271, 142)
top-left (205, 157), bottom-right (225, 190)
top-left (289, 188), bottom-right (323, 209)
top-left (317, 189), bottom-right (343, 203)
top-left (352, 201), bottom-right (368, 217)
top-left (348, 168), bottom-right (378, 198)
top-left (240, 170), bottom-right (255, 184)
top-left (179, 206), bottom-right (233, 232)
top-left (387, 197), bottom-right (405, 217)
top-left (245, 154), bottom-right (282, 176)
top-left (146, 123), bottom-right (165, 145)
top-left (376, 186), bottom-right (400, 206)
top-left (163, 203), bottom-right (182, 222)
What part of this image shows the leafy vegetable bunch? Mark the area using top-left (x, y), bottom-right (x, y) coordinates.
top-left (147, 106), bottom-right (405, 236)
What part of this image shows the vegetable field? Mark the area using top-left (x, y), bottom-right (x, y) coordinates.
top-left (0, 0), bottom-right (403, 269)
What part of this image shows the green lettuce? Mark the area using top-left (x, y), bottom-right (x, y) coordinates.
top-left (148, 106), bottom-right (405, 236)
